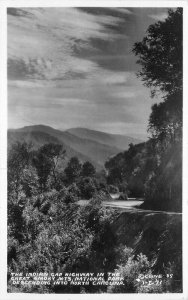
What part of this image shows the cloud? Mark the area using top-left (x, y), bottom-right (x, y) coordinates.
top-left (114, 91), bottom-right (136, 98)
top-left (8, 80), bottom-right (49, 88)
top-left (8, 7), bottom-right (168, 138)
top-left (99, 71), bottom-right (130, 85)
top-left (110, 8), bottom-right (133, 15)
top-left (8, 7), bottom-right (124, 82)
top-left (8, 68), bottom-right (152, 133)
top-left (8, 56), bottom-right (99, 81)
top-left (148, 12), bottom-right (168, 21)
top-left (87, 70), bottom-right (131, 86)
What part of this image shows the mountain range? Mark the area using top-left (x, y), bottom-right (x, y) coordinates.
top-left (8, 125), bottom-right (142, 169)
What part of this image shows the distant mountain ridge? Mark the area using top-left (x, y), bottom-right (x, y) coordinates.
top-left (66, 127), bottom-right (141, 150)
top-left (8, 125), bottom-right (142, 169)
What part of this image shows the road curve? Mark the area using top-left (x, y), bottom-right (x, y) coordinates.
top-left (78, 199), bottom-right (182, 215)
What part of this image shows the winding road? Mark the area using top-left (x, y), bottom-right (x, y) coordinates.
top-left (78, 199), bottom-right (182, 215)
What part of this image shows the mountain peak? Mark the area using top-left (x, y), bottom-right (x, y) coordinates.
top-left (8, 124), bottom-right (143, 170)
top-left (66, 127), bottom-right (141, 150)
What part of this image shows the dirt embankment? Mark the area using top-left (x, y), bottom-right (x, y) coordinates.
top-left (111, 210), bottom-right (182, 290)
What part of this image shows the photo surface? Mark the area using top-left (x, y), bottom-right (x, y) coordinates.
top-left (7, 6), bottom-right (183, 294)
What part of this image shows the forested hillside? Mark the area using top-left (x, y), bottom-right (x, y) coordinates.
top-left (8, 140), bottom-right (182, 293)
top-left (105, 8), bottom-right (182, 212)
top-left (8, 125), bottom-right (139, 170)
top-left (66, 128), bottom-right (141, 150)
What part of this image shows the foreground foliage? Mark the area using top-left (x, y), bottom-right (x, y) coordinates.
top-left (8, 139), bottom-right (182, 293)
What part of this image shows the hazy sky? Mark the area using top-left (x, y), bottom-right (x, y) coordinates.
top-left (8, 7), bottom-right (170, 139)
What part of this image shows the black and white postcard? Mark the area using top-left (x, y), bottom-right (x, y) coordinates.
top-left (0, 0), bottom-right (187, 299)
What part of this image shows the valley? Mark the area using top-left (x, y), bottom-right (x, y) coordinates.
top-left (8, 125), bottom-right (141, 169)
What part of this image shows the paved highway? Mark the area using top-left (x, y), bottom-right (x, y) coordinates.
top-left (78, 199), bottom-right (182, 215)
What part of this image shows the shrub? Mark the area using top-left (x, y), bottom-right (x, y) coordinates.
top-left (77, 177), bottom-right (97, 199)
top-left (108, 185), bottom-right (119, 194)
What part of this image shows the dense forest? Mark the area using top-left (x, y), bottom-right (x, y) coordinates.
top-left (8, 8), bottom-right (183, 293)
top-left (106, 8), bottom-right (182, 212)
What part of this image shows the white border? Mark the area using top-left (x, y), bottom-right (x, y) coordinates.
top-left (0, 2), bottom-right (8, 300)
top-left (0, 0), bottom-right (187, 7)
top-left (0, 1), bottom-right (188, 300)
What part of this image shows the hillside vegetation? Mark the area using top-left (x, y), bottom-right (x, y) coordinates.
top-left (67, 127), bottom-right (141, 150)
top-left (7, 138), bottom-right (182, 293)
top-left (105, 8), bottom-right (182, 212)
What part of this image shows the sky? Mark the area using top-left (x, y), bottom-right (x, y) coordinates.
top-left (8, 7), bottom-right (170, 140)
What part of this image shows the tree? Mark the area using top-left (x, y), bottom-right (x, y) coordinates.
top-left (105, 142), bottom-right (151, 197)
top-left (77, 177), bottom-right (97, 199)
top-left (133, 8), bottom-right (183, 148)
top-left (133, 8), bottom-right (182, 146)
top-left (8, 142), bottom-right (31, 197)
top-left (32, 152), bottom-right (52, 191)
top-left (20, 165), bottom-right (39, 197)
top-left (39, 143), bottom-right (65, 184)
top-left (132, 8), bottom-right (182, 98)
top-left (32, 143), bottom-right (65, 191)
top-left (8, 142), bottom-right (39, 243)
top-left (64, 156), bottom-right (82, 184)
top-left (132, 8), bottom-right (183, 211)
top-left (81, 161), bottom-right (96, 177)
top-left (148, 92), bottom-right (182, 146)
